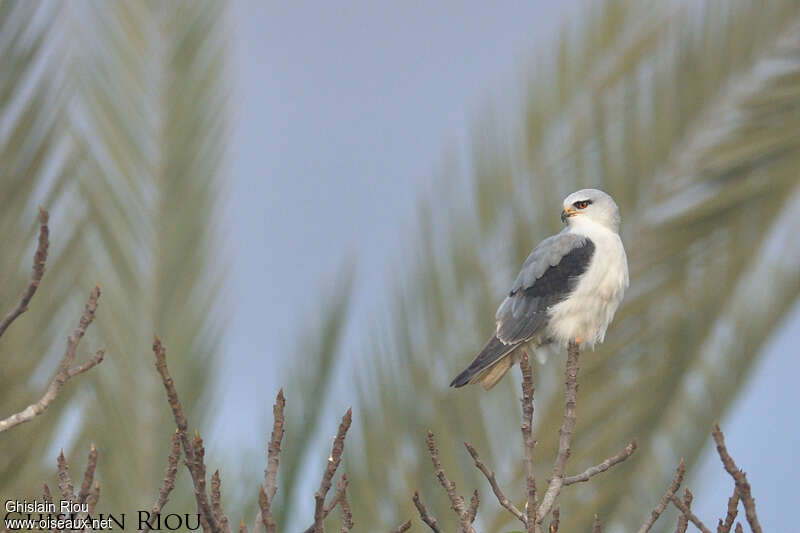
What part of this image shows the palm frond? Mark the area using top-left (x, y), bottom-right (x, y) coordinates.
top-left (323, 1), bottom-right (800, 531)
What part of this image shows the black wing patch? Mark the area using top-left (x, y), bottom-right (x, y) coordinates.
top-left (496, 239), bottom-right (595, 344)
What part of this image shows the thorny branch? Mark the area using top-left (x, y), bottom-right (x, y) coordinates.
top-left (0, 286), bottom-right (104, 433)
top-left (0, 207), bottom-right (48, 339)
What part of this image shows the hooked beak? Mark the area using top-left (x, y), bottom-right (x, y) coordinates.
top-left (560, 207), bottom-right (577, 223)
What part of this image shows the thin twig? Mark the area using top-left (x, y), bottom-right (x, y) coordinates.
top-left (536, 341), bottom-right (580, 525)
top-left (0, 207), bottom-right (49, 339)
top-left (467, 489), bottom-right (479, 523)
top-left (425, 431), bottom-right (475, 533)
top-left (636, 459), bottom-right (685, 533)
top-left (87, 481), bottom-right (100, 515)
top-left (734, 523), bottom-right (743, 533)
top-left (260, 389), bottom-right (285, 533)
top-left (143, 430), bottom-right (182, 533)
top-left (389, 520), bottom-right (412, 533)
top-left (548, 507), bottom-right (560, 533)
top-left (0, 287), bottom-right (103, 433)
top-left (675, 489), bottom-right (693, 533)
top-left (593, 513), bottom-right (602, 533)
top-left (338, 477), bottom-right (353, 532)
top-left (56, 450), bottom-right (76, 501)
top-left (211, 470), bottom-right (231, 533)
top-left (671, 494), bottom-right (712, 533)
top-left (563, 441), bottom-right (637, 486)
top-left (713, 424), bottom-right (762, 533)
top-left (325, 475), bottom-right (349, 516)
top-left (312, 408), bottom-right (352, 533)
top-left (301, 473), bottom-right (351, 533)
top-left (412, 491), bottom-right (443, 533)
top-left (239, 520), bottom-right (248, 533)
top-left (77, 443), bottom-right (98, 505)
top-left (717, 487), bottom-right (739, 533)
top-left (464, 441), bottom-right (525, 524)
top-left (519, 350), bottom-right (538, 532)
top-left (152, 336), bottom-right (220, 533)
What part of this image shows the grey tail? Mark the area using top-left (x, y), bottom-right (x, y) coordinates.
top-left (450, 335), bottom-right (518, 388)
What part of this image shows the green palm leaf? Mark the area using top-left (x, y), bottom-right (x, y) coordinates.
top-left (290, 0), bottom-right (800, 531)
top-left (1, 0), bottom-right (231, 514)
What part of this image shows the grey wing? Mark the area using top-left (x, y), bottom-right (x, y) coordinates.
top-left (495, 232), bottom-right (595, 344)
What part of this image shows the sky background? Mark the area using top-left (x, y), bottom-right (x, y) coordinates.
top-left (217, 1), bottom-right (799, 530)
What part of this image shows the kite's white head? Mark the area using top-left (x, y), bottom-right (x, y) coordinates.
top-left (561, 188), bottom-right (621, 233)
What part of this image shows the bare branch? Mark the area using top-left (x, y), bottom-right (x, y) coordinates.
top-left (734, 523), bottom-right (743, 533)
top-left (302, 472), bottom-right (351, 533)
top-left (56, 450), bottom-right (76, 501)
top-left (593, 513), bottom-right (602, 533)
top-left (152, 336), bottom-right (220, 533)
top-left (467, 489), bottom-right (479, 524)
top-left (211, 470), bottom-right (231, 533)
top-left (42, 483), bottom-right (53, 507)
top-left (425, 430), bottom-right (475, 533)
top-left (312, 408), bottom-right (352, 533)
top-left (238, 520), bottom-right (248, 533)
top-left (636, 459), bottom-right (685, 533)
top-left (412, 491), bottom-right (442, 533)
top-left (671, 494), bottom-right (712, 533)
top-left (536, 341), bottom-right (580, 525)
top-left (0, 207), bottom-right (49, 339)
top-left (717, 487), bottom-right (739, 533)
top-left (563, 441), bottom-right (637, 486)
top-left (143, 430), bottom-right (182, 533)
top-left (548, 507), bottom-right (560, 533)
top-left (464, 441), bottom-right (525, 525)
top-left (0, 287), bottom-right (103, 433)
top-left (87, 481), bottom-right (100, 515)
top-left (675, 489), bottom-right (693, 533)
top-left (77, 443), bottom-right (98, 505)
top-left (713, 424), bottom-right (762, 533)
top-left (260, 389), bottom-right (285, 533)
top-left (519, 350), bottom-right (538, 532)
top-left (389, 520), bottom-right (411, 533)
top-left (338, 476), bottom-right (353, 532)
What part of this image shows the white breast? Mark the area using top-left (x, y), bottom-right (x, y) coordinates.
top-left (546, 222), bottom-right (629, 348)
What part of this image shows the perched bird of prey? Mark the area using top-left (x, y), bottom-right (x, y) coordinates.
top-left (451, 189), bottom-right (629, 390)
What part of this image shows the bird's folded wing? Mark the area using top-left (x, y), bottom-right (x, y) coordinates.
top-left (495, 232), bottom-right (595, 344)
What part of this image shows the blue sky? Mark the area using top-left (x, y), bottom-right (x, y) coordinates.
top-left (219, 1), bottom-right (799, 530)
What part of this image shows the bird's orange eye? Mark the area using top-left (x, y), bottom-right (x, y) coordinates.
top-left (573, 200), bottom-right (592, 209)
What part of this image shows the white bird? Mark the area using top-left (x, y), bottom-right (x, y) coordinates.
top-left (451, 188), bottom-right (629, 390)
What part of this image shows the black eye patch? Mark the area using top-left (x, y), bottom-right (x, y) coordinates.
top-left (572, 199), bottom-right (593, 209)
